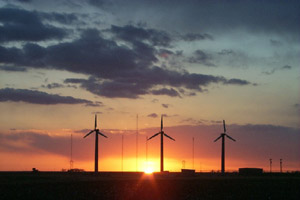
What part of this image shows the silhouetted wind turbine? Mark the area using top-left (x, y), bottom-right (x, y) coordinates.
top-left (83, 115), bottom-right (108, 173)
top-left (214, 120), bottom-right (236, 174)
top-left (148, 115), bottom-right (175, 172)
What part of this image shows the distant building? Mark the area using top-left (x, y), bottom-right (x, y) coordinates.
top-left (239, 168), bottom-right (263, 175)
top-left (181, 169), bottom-right (195, 175)
top-left (68, 168), bottom-right (85, 172)
top-left (32, 168), bottom-right (39, 173)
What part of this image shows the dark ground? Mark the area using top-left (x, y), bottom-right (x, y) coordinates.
top-left (1, 172), bottom-right (300, 200)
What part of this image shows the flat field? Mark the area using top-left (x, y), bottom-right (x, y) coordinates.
top-left (1, 172), bottom-right (300, 200)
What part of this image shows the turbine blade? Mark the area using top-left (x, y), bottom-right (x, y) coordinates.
top-left (225, 134), bottom-right (236, 142)
top-left (95, 114), bottom-right (97, 129)
top-left (148, 132), bottom-right (160, 140)
top-left (98, 131), bottom-right (108, 138)
top-left (223, 120), bottom-right (226, 133)
top-left (214, 135), bottom-right (222, 142)
top-left (164, 133), bottom-right (175, 141)
top-left (83, 130), bottom-right (94, 138)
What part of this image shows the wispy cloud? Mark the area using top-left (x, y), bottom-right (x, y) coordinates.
top-left (147, 113), bottom-right (158, 118)
top-left (263, 65), bottom-right (292, 75)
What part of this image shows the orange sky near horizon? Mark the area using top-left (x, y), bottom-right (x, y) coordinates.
top-left (1, 124), bottom-right (299, 172)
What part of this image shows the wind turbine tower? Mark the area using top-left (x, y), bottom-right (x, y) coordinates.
top-left (214, 120), bottom-right (236, 174)
top-left (83, 115), bottom-right (108, 173)
top-left (148, 115), bottom-right (175, 172)
top-left (122, 134), bottom-right (124, 172)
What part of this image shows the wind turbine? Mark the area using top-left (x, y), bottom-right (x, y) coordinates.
top-left (83, 115), bottom-right (108, 173)
top-left (214, 120), bottom-right (236, 174)
top-left (148, 115), bottom-right (175, 172)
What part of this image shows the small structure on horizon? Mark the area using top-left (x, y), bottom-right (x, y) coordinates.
top-left (239, 168), bottom-right (263, 175)
top-left (32, 168), bottom-right (39, 173)
top-left (68, 168), bottom-right (85, 172)
top-left (181, 169), bottom-right (195, 175)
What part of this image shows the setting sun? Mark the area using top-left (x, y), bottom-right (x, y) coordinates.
top-left (144, 167), bottom-right (154, 174)
top-left (143, 161), bottom-right (155, 174)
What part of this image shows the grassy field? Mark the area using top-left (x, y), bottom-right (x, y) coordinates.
top-left (1, 172), bottom-right (300, 200)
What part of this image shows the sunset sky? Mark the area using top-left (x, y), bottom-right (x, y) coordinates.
top-left (0, 0), bottom-right (299, 172)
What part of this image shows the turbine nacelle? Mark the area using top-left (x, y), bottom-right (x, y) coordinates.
top-left (214, 120), bottom-right (236, 142)
top-left (148, 115), bottom-right (175, 141)
top-left (83, 115), bottom-right (108, 139)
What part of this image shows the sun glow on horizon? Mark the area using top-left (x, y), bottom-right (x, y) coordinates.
top-left (144, 167), bottom-right (154, 174)
top-left (143, 161), bottom-right (155, 174)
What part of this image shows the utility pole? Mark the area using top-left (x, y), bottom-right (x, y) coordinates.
top-left (280, 159), bottom-right (283, 173)
top-left (70, 133), bottom-right (73, 170)
top-left (270, 158), bottom-right (272, 173)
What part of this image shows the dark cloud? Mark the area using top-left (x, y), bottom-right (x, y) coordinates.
top-left (110, 24), bottom-right (172, 47)
top-left (0, 46), bottom-right (24, 64)
top-left (162, 103), bottom-right (169, 108)
top-left (178, 88), bottom-right (197, 96)
top-left (181, 33), bottom-right (213, 41)
top-left (151, 88), bottom-right (181, 97)
top-left (65, 77), bottom-right (149, 99)
top-left (88, 0), bottom-right (110, 7)
top-left (110, 0), bottom-right (300, 37)
top-left (0, 28), bottom-right (253, 99)
top-left (41, 82), bottom-right (77, 89)
top-left (147, 113), bottom-right (158, 118)
top-left (0, 7), bottom-right (67, 43)
top-left (187, 50), bottom-right (215, 67)
top-left (281, 65), bottom-right (292, 70)
top-left (270, 39), bottom-right (282, 47)
top-left (39, 12), bottom-right (78, 25)
top-left (0, 65), bottom-right (27, 72)
top-left (41, 83), bottom-right (64, 89)
top-left (224, 78), bottom-right (252, 86)
top-left (16, 0), bottom-right (32, 2)
top-left (218, 49), bottom-right (235, 56)
top-left (85, 101), bottom-right (104, 107)
top-left (0, 88), bottom-right (94, 105)
top-left (262, 65), bottom-right (292, 75)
